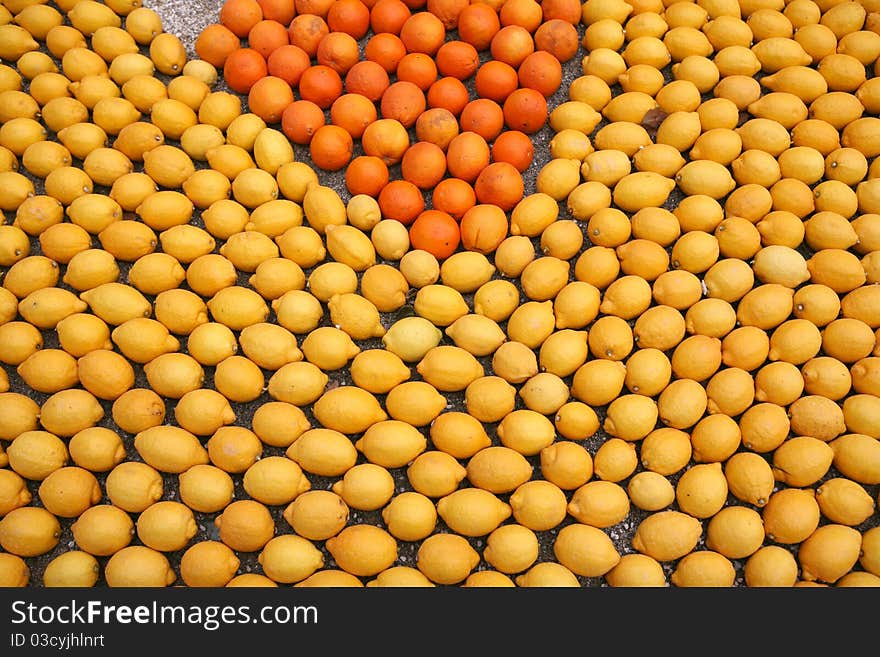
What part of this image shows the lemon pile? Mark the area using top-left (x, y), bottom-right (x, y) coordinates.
top-left (0, 0), bottom-right (879, 589)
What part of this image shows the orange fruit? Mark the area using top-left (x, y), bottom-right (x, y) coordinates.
top-left (460, 203), bottom-right (509, 254)
top-left (517, 50), bottom-right (563, 96)
top-left (541, 0), bottom-right (582, 24)
top-left (426, 76), bottom-right (470, 116)
top-left (248, 75), bottom-right (295, 123)
top-left (195, 24), bottom-right (241, 68)
top-left (327, 0), bottom-right (372, 39)
top-left (474, 161), bottom-right (524, 211)
top-left (346, 155), bottom-right (390, 196)
top-left (458, 2), bottom-right (502, 51)
top-left (281, 98), bottom-right (326, 144)
top-left (396, 52), bottom-right (439, 91)
top-left (503, 87), bottom-right (548, 133)
top-left (248, 19), bottom-right (290, 60)
top-left (401, 141), bottom-right (448, 189)
top-left (491, 129), bottom-right (534, 172)
top-left (415, 107), bottom-right (460, 151)
top-left (316, 31), bottom-right (360, 75)
top-left (500, 0), bottom-right (543, 32)
top-left (295, 0), bottom-right (335, 17)
top-left (309, 124), bottom-right (354, 170)
top-left (475, 60), bottom-right (520, 102)
top-left (221, 0), bottom-right (264, 38)
top-left (364, 32), bottom-right (408, 74)
top-left (431, 177), bottom-right (475, 219)
top-left (267, 44), bottom-right (311, 86)
top-left (362, 117), bottom-right (411, 165)
top-left (435, 40), bottom-right (480, 80)
top-left (409, 209), bottom-right (461, 260)
top-left (459, 98), bottom-right (505, 142)
top-left (378, 179), bottom-right (426, 224)
top-left (490, 24), bottom-right (535, 68)
top-left (399, 11), bottom-right (446, 55)
top-left (370, 0), bottom-right (411, 34)
top-left (330, 93), bottom-right (378, 139)
top-left (344, 59), bottom-right (390, 101)
top-left (223, 47), bottom-right (269, 94)
top-left (298, 64), bottom-right (343, 108)
top-left (427, 0), bottom-right (469, 30)
top-left (288, 13), bottom-right (330, 58)
top-left (257, 0), bottom-right (297, 25)
top-left (446, 131), bottom-right (491, 182)
top-left (533, 18), bottom-right (579, 62)
top-left (380, 80), bottom-right (427, 127)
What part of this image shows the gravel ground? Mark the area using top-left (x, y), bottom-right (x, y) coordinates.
top-left (6, 0), bottom-right (878, 588)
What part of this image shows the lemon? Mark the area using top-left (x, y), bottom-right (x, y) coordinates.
top-left (180, 541), bottom-right (240, 588)
top-left (104, 546), bottom-right (176, 587)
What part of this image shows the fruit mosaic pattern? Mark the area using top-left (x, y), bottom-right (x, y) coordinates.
top-left (0, 0), bottom-right (879, 588)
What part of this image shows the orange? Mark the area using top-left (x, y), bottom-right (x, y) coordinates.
top-left (474, 161), bottom-right (524, 211)
top-left (409, 209), bottom-right (461, 260)
top-left (435, 40), bottom-right (480, 80)
top-left (427, 0), bottom-right (469, 30)
top-left (316, 31), bottom-right (360, 75)
top-left (195, 24), bottom-right (241, 68)
top-left (248, 75), bottom-right (295, 123)
top-left (490, 24), bottom-right (535, 68)
top-left (330, 93), bottom-right (378, 139)
top-left (415, 106), bottom-right (460, 150)
top-left (344, 59), bottom-right (390, 101)
top-left (500, 0), bottom-right (543, 32)
top-left (460, 203), bottom-right (509, 254)
top-left (491, 129), bottom-right (534, 172)
top-left (533, 18), bottom-right (579, 62)
top-left (446, 131), bottom-right (491, 182)
top-left (267, 44), bottom-right (311, 86)
top-left (431, 177), bottom-right (475, 219)
top-left (426, 76), bottom-right (469, 116)
top-left (517, 50), bottom-right (563, 96)
top-left (257, 0), bottom-right (297, 25)
top-left (327, 0), bottom-right (372, 39)
top-left (396, 52), bottom-right (438, 91)
top-left (248, 19), bottom-right (290, 60)
top-left (458, 2), bottom-right (502, 51)
top-left (288, 13), bottom-right (329, 58)
top-left (309, 124), bottom-right (354, 170)
top-left (475, 60), bottom-right (520, 102)
top-left (281, 99), bottom-right (326, 144)
top-left (295, 0), bottom-right (335, 17)
top-left (223, 47), bottom-right (269, 94)
top-left (370, 0), bottom-right (411, 34)
top-left (541, 0), bottom-right (582, 24)
top-left (401, 141), bottom-right (448, 189)
top-left (346, 155), bottom-right (389, 196)
top-left (364, 32), bottom-right (408, 74)
top-left (380, 80), bottom-right (427, 127)
top-left (459, 98), bottom-right (505, 142)
top-left (362, 117), bottom-right (410, 165)
top-left (399, 11), bottom-right (446, 55)
top-left (378, 179), bottom-right (426, 225)
top-left (298, 64), bottom-right (343, 108)
top-left (220, 0), bottom-right (264, 38)
top-left (503, 87), bottom-right (548, 133)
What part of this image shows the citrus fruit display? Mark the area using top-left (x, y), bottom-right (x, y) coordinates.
top-left (0, 0), bottom-right (879, 589)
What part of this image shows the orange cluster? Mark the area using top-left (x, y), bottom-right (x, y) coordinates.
top-left (194, 0), bottom-right (581, 259)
